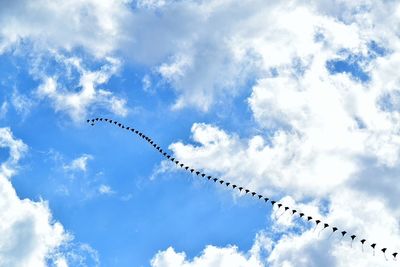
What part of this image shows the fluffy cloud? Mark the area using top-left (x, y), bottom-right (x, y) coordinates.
top-left (0, 0), bottom-right (130, 56)
top-left (35, 55), bottom-right (128, 122)
top-left (151, 233), bottom-right (272, 267)
top-left (0, 127), bottom-right (69, 267)
top-left (154, 1), bottom-right (400, 266)
top-left (2, 0), bottom-right (400, 265)
top-left (0, 1), bottom-right (130, 122)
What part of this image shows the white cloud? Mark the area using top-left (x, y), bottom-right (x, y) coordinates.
top-left (0, 101), bottom-right (8, 118)
top-left (0, 127), bottom-right (28, 178)
top-left (0, 127), bottom-right (70, 267)
top-left (35, 55), bottom-right (128, 122)
top-left (11, 90), bottom-right (35, 118)
top-left (98, 184), bottom-right (114, 195)
top-left (0, 0), bottom-right (130, 57)
top-left (154, 1), bottom-right (400, 265)
top-left (151, 233), bottom-right (272, 267)
top-left (63, 154), bottom-right (93, 172)
top-left (137, 0), bottom-right (167, 9)
top-left (2, 0), bottom-right (400, 265)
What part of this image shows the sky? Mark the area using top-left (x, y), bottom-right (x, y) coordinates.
top-left (1, 0), bottom-right (400, 266)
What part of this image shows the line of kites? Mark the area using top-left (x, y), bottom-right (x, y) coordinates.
top-left (88, 117), bottom-right (398, 262)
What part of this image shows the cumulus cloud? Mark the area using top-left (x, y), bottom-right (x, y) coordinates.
top-left (154, 1), bottom-right (400, 266)
top-left (35, 55), bottom-right (128, 122)
top-left (151, 233), bottom-right (272, 267)
top-left (0, 127), bottom-right (70, 267)
top-left (2, 0), bottom-right (400, 265)
top-left (0, 0), bottom-right (130, 56)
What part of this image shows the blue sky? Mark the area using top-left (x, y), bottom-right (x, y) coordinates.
top-left (1, 1), bottom-right (400, 267)
top-left (0, 48), bottom-right (267, 266)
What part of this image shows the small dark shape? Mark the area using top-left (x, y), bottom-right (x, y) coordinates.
top-left (382, 248), bottom-right (387, 253)
top-left (126, 127), bottom-right (130, 130)
top-left (341, 231), bottom-right (347, 237)
top-left (323, 223), bottom-right (329, 229)
top-left (150, 141), bottom-right (154, 144)
top-left (110, 120), bottom-right (113, 123)
top-left (135, 130), bottom-right (139, 134)
top-left (100, 118), bottom-right (103, 121)
top-left (213, 178), bottom-right (218, 182)
top-left (95, 118), bottom-right (99, 121)
top-left (190, 169), bottom-right (194, 173)
top-left (156, 146), bottom-right (160, 150)
top-left (251, 192), bottom-right (256, 196)
top-left (232, 184), bottom-right (237, 188)
top-left (264, 198), bottom-right (269, 202)
top-left (114, 121), bottom-right (117, 124)
top-left (307, 216), bottom-right (312, 221)
top-left (163, 152), bottom-right (167, 156)
top-left (258, 195), bottom-right (263, 199)
top-left (91, 123), bottom-right (94, 126)
top-left (122, 125), bottom-right (125, 129)
top-left (105, 119), bottom-right (108, 122)
top-left (271, 201), bottom-right (276, 206)
top-left (332, 227), bottom-right (338, 232)
top-left (277, 203), bottom-right (282, 208)
top-left (159, 149), bottom-right (163, 153)
top-left (139, 133), bottom-right (143, 137)
top-left (226, 182), bottom-right (230, 186)
top-left (180, 164), bottom-right (184, 167)
top-left (239, 187), bottom-right (243, 191)
top-left (245, 189), bottom-right (250, 194)
top-left (351, 235), bottom-right (356, 240)
top-left (393, 252), bottom-right (398, 258)
top-left (207, 176), bottom-right (211, 180)
top-left (299, 213), bottom-right (305, 217)
top-left (201, 174), bottom-right (205, 177)
top-left (131, 129), bottom-right (135, 132)
top-left (285, 207), bottom-right (289, 211)
top-left (219, 180), bottom-right (224, 184)
top-left (86, 119), bottom-right (90, 123)
top-left (171, 157), bottom-right (175, 161)
top-left (175, 160), bottom-right (179, 164)
top-left (118, 123), bottom-right (121, 127)
top-left (371, 243), bottom-right (376, 249)
top-left (185, 166), bottom-right (189, 170)
top-left (360, 239), bottom-right (366, 244)
top-left (167, 155), bottom-right (171, 159)
top-left (292, 210), bottom-right (297, 215)
top-left (196, 171), bottom-right (200, 175)
top-left (153, 144), bottom-right (157, 147)
top-left (315, 220), bottom-right (321, 225)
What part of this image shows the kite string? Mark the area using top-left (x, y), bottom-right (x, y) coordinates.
top-left (88, 117), bottom-right (398, 261)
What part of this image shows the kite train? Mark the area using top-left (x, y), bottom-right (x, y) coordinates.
top-left (88, 117), bottom-right (398, 261)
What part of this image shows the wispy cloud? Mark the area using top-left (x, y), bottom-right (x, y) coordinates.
top-left (98, 184), bottom-right (115, 195)
top-left (63, 154), bottom-right (93, 173)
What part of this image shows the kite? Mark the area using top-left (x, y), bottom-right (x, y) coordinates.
top-left (87, 118), bottom-right (398, 261)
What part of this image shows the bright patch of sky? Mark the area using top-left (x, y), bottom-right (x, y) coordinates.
top-left (1, 1), bottom-right (400, 267)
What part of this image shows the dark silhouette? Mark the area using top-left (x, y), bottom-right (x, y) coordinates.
top-left (89, 118), bottom-right (396, 262)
